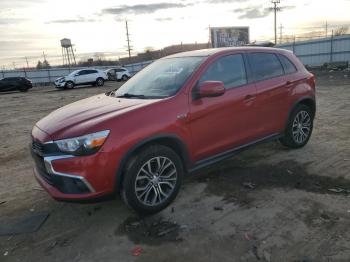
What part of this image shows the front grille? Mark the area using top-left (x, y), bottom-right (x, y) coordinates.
top-left (32, 140), bottom-right (44, 156)
top-left (31, 140), bottom-right (61, 156)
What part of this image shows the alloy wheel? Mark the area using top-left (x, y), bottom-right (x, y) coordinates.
top-left (292, 110), bottom-right (311, 144)
top-left (134, 156), bottom-right (177, 206)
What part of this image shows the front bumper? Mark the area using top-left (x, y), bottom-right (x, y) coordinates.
top-left (32, 153), bottom-right (95, 194)
top-left (54, 81), bottom-right (66, 88)
top-left (31, 140), bottom-right (118, 201)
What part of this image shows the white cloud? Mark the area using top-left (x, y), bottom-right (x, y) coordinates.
top-left (0, 0), bottom-right (349, 67)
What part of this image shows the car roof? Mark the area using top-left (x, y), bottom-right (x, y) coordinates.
top-left (106, 67), bottom-right (127, 70)
top-left (71, 68), bottom-right (99, 73)
top-left (164, 47), bottom-right (291, 59)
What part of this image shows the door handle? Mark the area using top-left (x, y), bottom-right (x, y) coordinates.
top-left (244, 94), bottom-right (256, 102)
top-left (286, 80), bottom-right (295, 87)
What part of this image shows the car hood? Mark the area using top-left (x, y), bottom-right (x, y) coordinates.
top-left (36, 93), bottom-right (159, 140)
top-left (55, 76), bottom-right (65, 81)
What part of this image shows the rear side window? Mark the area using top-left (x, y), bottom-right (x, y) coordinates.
top-left (200, 54), bottom-right (247, 89)
top-left (278, 54), bottom-right (297, 74)
top-left (248, 53), bottom-right (284, 82)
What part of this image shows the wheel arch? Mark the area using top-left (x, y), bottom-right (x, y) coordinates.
top-left (114, 134), bottom-right (191, 192)
top-left (284, 96), bottom-right (316, 132)
top-left (298, 97), bottom-right (316, 117)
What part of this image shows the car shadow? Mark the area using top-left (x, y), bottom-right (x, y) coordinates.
top-left (0, 90), bottom-right (27, 95)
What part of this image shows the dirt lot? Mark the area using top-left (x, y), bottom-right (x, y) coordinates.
top-left (0, 73), bottom-right (350, 262)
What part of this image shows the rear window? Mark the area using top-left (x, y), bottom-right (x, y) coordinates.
top-left (278, 54), bottom-right (297, 74)
top-left (248, 53), bottom-right (284, 82)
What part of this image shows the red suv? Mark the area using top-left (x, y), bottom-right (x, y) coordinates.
top-left (31, 47), bottom-right (316, 214)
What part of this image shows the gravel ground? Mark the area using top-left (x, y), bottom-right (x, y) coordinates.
top-left (0, 74), bottom-right (349, 262)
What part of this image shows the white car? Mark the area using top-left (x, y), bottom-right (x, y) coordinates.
top-left (54, 69), bottom-right (108, 89)
top-left (105, 67), bottom-right (131, 81)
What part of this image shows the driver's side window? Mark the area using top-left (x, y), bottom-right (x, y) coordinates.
top-left (199, 54), bottom-right (247, 89)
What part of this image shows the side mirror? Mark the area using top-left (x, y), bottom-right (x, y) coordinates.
top-left (198, 81), bottom-right (225, 98)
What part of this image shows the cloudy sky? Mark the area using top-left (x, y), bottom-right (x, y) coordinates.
top-left (0, 0), bottom-right (349, 68)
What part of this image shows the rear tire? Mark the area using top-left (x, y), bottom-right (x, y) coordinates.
top-left (121, 145), bottom-right (183, 215)
top-left (279, 104), bottom-right (314, 148)
top-left (96, 78), bottom-right (104, 87)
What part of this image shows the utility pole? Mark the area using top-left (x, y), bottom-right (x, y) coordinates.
top-left (279, 24), bottom-right (284, 44)
top-left (12, 62), bottom-right (16, 70)
top-left (271, 0), bottom-right (281, 45)
top-left (208, 24), bottom-right (211, 47)
top-left (125, 20), bottom-right (132, 61)
top-left (42, 51), bottom-right (47, 61)
top-left (325, 21), bottom-right (328, 38)
top-left (25, 57), bottom-right (29, 68)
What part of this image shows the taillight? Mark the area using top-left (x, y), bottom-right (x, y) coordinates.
top-left (307, 74), bottom-right (316, 89)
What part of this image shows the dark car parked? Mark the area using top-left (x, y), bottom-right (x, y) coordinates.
top-left (0, 77), bottom-right (33, 92)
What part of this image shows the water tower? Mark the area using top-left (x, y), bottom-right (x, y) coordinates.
top-left (60, 38), bottom-right (76, 67)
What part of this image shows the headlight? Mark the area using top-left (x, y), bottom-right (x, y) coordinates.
top-left (54, 130), bottom-right (110, 156)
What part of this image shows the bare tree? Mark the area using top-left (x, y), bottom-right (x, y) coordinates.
top-left (93, 52), bottom-right (106, 62)
top-left (144, 46), bottom-right (155, 53)
top-left (334, 26), bottom-right (349, 36)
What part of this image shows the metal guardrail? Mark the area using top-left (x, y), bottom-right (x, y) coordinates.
top-left (0, 60), bottom-right (154, 86)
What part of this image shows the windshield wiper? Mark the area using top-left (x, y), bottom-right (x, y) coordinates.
top-left (116, 93), bottom-right (146, 99)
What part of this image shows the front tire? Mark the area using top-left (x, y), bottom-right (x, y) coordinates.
top-left (65, 81), bottom-right (74, 89)
top-left (96, 78), bottom-right (104, 87)
top-left (121, 145), bottom-right (183, 215)
top-left (280, 104), bottom-right (314, 148)
top-left (122, 75), bottom-right (129, 81)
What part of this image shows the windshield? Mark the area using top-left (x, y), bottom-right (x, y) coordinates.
top-left (112, 57), bottom-right (204, 99)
